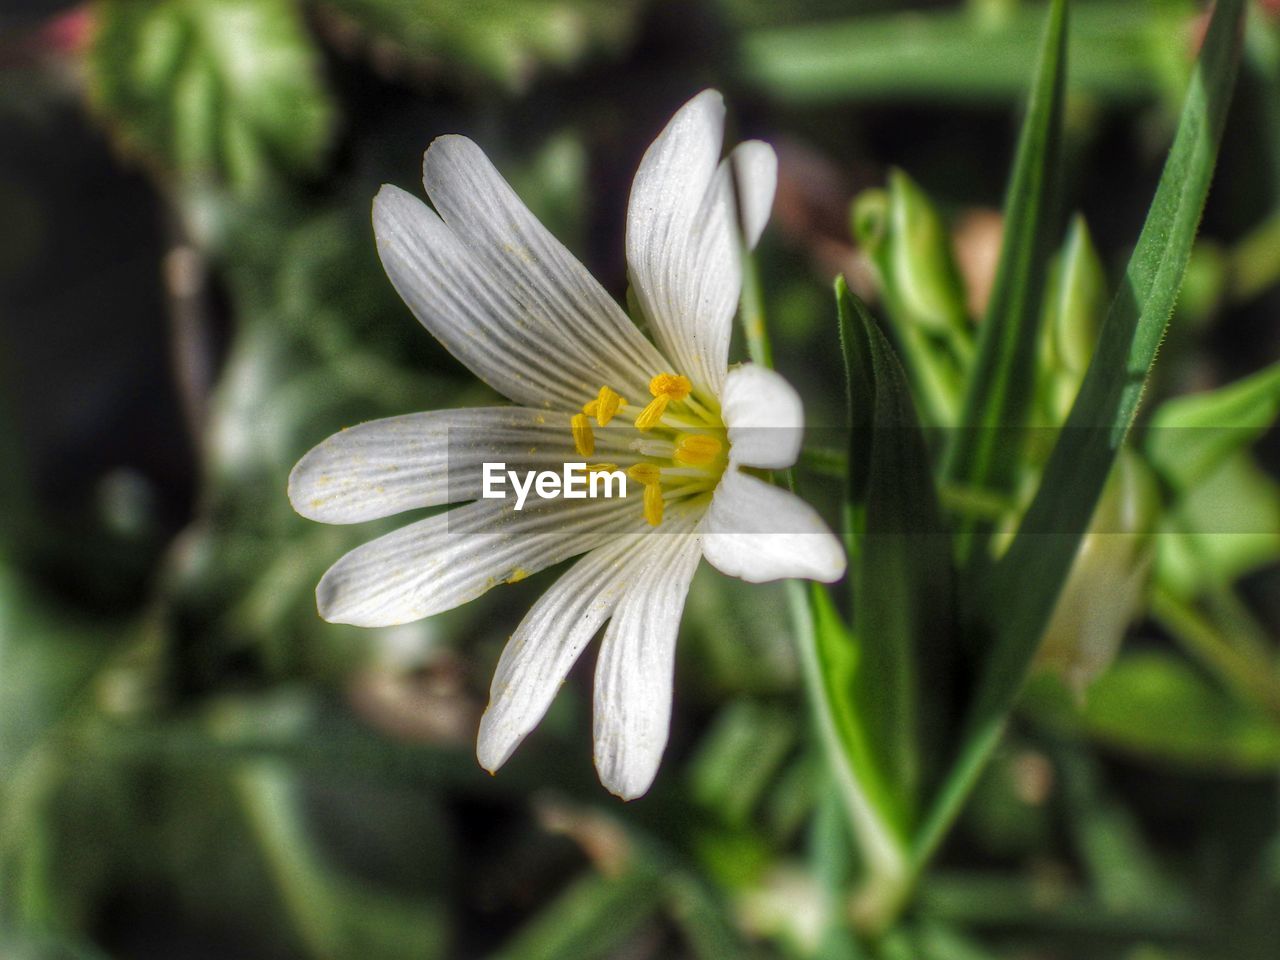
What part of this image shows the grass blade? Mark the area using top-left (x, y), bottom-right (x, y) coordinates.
top-left (943, 0), bottom-right (1068, 566)
top-left (854, 298), bottom-right (954, 826)
top-left (821, 283), bottom-right (955, 930)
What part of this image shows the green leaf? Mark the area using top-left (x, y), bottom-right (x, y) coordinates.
top-left (917, 0), bottom-right (1246, 865)
top-left (806, 282), bottom-right (953, 927)
top-left (943, 0), bottom-right (1067, 565)
top-left (1061, 653), bottom-right (1280, 773)
top-left (847, 289), bottom-right (954, 826)
top-left (324, 0), bottom-right (644, 90)
top-left (1145, 359), bottom-right (1280, 493)
top-left (789, 580), bottom-right (908, 925)
top-left (89, 0), bottom-right (335, 194)
top-left (1155, 451), bottom-right (1280, 598)
top-left (835, 276), bottom-right (876, 527)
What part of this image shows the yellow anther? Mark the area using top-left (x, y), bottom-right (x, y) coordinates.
top-left (586, 462), bottom-right (619, 472)
top-left (643, 482), bottom-right (664, 526)
top-left (571, 413), bottom-right (595, 457)
top-left (583, 399), bottom-right (598, 417)
top-left (626, 463), bottom-right (661, 486)
top-left (649, 373), bottom-right (692, 401)
top-left (634, 395), bottom-right (669, 432)
top-left (674, 434), bottom-right (723, 466)
top-left (592, 385), bottom-right (625, 426)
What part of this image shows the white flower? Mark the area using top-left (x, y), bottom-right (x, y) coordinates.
top-left (288, 90), bottom-right (846, 799)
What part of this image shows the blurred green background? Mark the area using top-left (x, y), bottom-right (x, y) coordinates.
top-left (1, 1), bottom-right (1278, 958)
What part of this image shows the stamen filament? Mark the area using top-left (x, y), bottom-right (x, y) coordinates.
top-left (630, 438), bottom-right (675, 458)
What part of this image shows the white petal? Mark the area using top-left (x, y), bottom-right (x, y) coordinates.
top-left (288, 407), bottom-right (639, 523)
top-left (625, 90), bottom-right (738, 398)
top-left (720, 363), bottom-right (804, 470)
top-left (476, 533), bottom-right (652, 772)
top-left (701, 470), bottom-right (846, 583)
top-left (316, 495), bottom-right (640, 627)
top-left (422, 136), bottom-right (671, 402)
top-left (593, 517), bottom-right (703, 800)
top-left (729, 140), bottom-right (777, 250)
top-left (374, 185), bottom-right (597, 409)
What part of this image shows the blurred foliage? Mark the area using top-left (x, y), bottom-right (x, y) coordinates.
top-left (88, 0), bottom-right (335, 195)
top-left (2, 0), bottom-right (1279, 959)
top-left (322, 0), bottom-right (646, 90)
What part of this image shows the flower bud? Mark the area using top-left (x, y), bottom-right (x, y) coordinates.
top-left (1039, 215), bottom-right (1106, 423)
top-left (1035, 449), bottom-right (1162, 697)
top-left (852, 169), bottom-right (969, 339)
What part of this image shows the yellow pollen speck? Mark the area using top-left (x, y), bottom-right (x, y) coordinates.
top-left (649, 373), bottom-right (692, 400)
top-left (643, 483), bottom-right (664, 526)
top-left (587, 462), bottom-right (619, 472)
top-left (674, 434), bottom-right (723, 466)
top-left (634, 394), bottom-right (669, 431)
top-left (627, 463), bottom-right (661, 486)
top-left (571, 413), bottom-right (595, 457)
top-left (506, 567), bottom-right (530, 583)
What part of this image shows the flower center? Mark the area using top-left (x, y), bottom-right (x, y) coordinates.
top-left (568, 373), bottom-right (728, 527)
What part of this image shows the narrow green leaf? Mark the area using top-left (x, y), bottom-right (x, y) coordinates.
top-left (1145, 359), bottom-right (1280, 492)
top-left (918, 0), bottom-right (1247, 865)
top-left (832, 281), bottom-right (954, 836)
top-left (943, 0), bottom-right (1068, 564)
top-left (804, 582), bottom-right (898, 841)
top-left (855, 311), bottom-right (954, 823)
top-left (835, 276), bottom-right (877, 530)
top-left (790, 580), bottom-right (908, 916)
